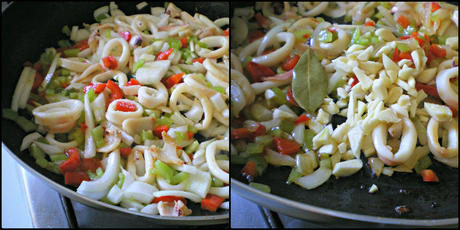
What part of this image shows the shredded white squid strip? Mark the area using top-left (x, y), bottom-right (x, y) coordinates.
top-left (436, 67), bottom-right (458, 109)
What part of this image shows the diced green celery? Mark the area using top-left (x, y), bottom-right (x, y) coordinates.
top-left (357, 37), bottom-right (370, 46)
top-left (397, 43), bottom-right (411, 52)
top-left (151, 160), bottom-right (175, 182)
top-left (185, 140), bottom-right (199, 154)
top-left (2, 108), bottom-right (18, 121)
top-left (58, 40), bottom-right (71, 48)
top-left (350, 27), bottom-right (360, 45)
top-left (318, 29), bottom-right (333, 43)
top-left (45, 88), bottom-right (55, 96)
top-left (29, 143), bottom-right (46, 159)
top-left (174, 131), bottom-right (187, 143)
top-left (269, 127), bottom-right (283, 138)
top-left (231, 155), bottom-right (248, 165)
top-left (374, 12), bottom-right (383, 19)
top-left (254, 135), bottom-right (274, 147)
top-left (245, 142), bottom-right (264, 155)
top-left (213, 86), bottom-right (226, 94)
top-left (62, 25), bottom-right (71, 36)
top-left (303, 129), bottom-right (315, 149)
top-left (191, 36), bottom-right (208, 48)
top-left (249, 182), bottom-right (271, 193)
top-left (64, 48), bottom-right (79, 57)
top-left (15, 116), bottom-right (38, 132)
top-left (95, 14), bottom-right (108, 22)
top-left (105, 29), bottom-right (111, 38)
top-left (117, 172), bottom-right (125, 188)
top-left (437, 35), bottom-right (449, 45)
top-left (211, 176), bottom-right (224, 187)
top-left (100, 196), bottom-right (116, 205)
top-left (241, 56), bottom-right (252, 68)
top-left (293, 29), bottom-right (312, 42)
top-left (280, 119), bottom-right (295, 133)
top-left (215, 154), bottom-right (229, 161)
top-left (133, 59), bottom-right (145, 72)
top-left (187, 125), bottom-right (198, 134)
top-left (319, 154), bottom-right (332, 169)
top-left (35, 157), bottom-right (49, 168)
top-left (287, 167), bottom-right (302, 184)
top-left (91, 125), bottom-right (105, 148)
top-left (168, 37), bottom-right (182, 51)
top-left (157, 116), bottom-right (173, 127)
top-left (170, 171), bottom-right (188, 185)
top-left (271, 86), bottom-right (287, 105)
top-left (140, 129), bottom-right (154, 142)
top-left (50, 154), bottom-right (68, 162)
top-left (414, 155), bottom-right (432, 174)
top-left (379, 2), bottom-right (390, 9)
top-left (371, 36), bottom-right (380, 44)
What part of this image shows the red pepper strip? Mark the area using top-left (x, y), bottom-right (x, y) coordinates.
top-left (153, 125), bottom-right (170, 139)
top-left (431, 2), bottom-right (441, 12)
top-left (192, 57), bottom-right (205, 64)
top-left (165, 72), bottom-right (185, 88)
top-left (78, 158), bottom-right (102, 172)
top-left (280, 54), bottom-right (300, 71)
top-left (106, 80), bottom-right (123, 105)
top-left (119, 31), bottom-right (131, 42)
top-left (230, 128), bottom-right (252, 140)
top-left (415, 82), bottom-right (441, 99)
top-left (102, 55), bottom-right (118, 70)
top-left (80, 122), bottom-right (88, 133)
top-left (180, 37), bottom-right (188, 48)
top-left (241, 160), bottom-right (257, 178)
top-left (125, 78), bottom-right (141, 86)
top-left (152, 196), bottom-right (187, 205)
top-left (120, 147), bottom-right (132, 157)
top-left (247, 30), bottom-right (265, 43)
top-left (429, 44), bottom-right (447, 58)
top-left (420, 169), bottom-right (439, 182)
top-left (411, 32), bottom-right (430, 47)
top-left (246, 62), bottom-right (274, 83)
top-left (83, 83), bottom-right (107, 93)
top-left (364, 21), bottom-right (375, 26)
top-left (64, 171), bottom-right (90, 186)
top-left (273, 137), bottom-right (300, 155)
top-left (187, 131), bottom-right (194, 140)
top-left (201, 194), bottom-right (225, 212)
top-left (116, 100), bottom-right (137, 112)
top-left (294, 114), bottom-right (311, 125)
top-left (223, 28), bottom-right (229, 36)
top-left (59, 148), bottom-right (81, 175)
top-left (350, 74), bottom-right (359, 88)
top-left (392, 47), bottom-right (400, 62)
top-left (397, 15), bottom-right (410, 28)
top-left (31, 72), bottom-right (44, 93)
top-left (71, 39), bottom-right (90, 51)
top-left (157, 48), bottom-right (173, 60)
top-left (398, 51), bottom-right (412, 61)
top-left (252, 123), bottom-right (266, 137)
top-left (286, 88), bottom-right (300, 107)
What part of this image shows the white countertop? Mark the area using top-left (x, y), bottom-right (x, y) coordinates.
top-left (1, 145), bottom-right (33, 228)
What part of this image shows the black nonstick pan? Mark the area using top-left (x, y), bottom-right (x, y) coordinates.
top-left (230, 2), bottom-right (458, 227)
top-left (2, 2), bottom-right (229, 225)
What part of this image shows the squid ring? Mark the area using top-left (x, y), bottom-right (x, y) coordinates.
top-left (436, 67), bottom-right (458, 109)
top-left (426, 117), bottom-right (458, 159)
top-left (105, 99), bottom-right (143, 125)
top-left (195, 36), bottom-right (229, 59)
top-left (32, 99), bottom-right (83, 126)
top-left (137, 84), bottom-right (168, 109)
top-left (169, 83), bottom-right (213, 130)
top-left (372, 116), bottom-right (417, 166)
top-left (126, 146), bottom-right (155, 184)
top-left (205, 140), bottom-right (229, 184)
top-left (318, 28), bottom-right (350, 57)
top-left (239, 32), bottom-right (295, 67)
top-left (100, 38), bottom-right (130, 71)
top-left (92, 70), bottom-right (128, 87)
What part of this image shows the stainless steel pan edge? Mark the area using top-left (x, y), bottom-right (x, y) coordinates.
top-left (232, 179), bottom-right (458, 227)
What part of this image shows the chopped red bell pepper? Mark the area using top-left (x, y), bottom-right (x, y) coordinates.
top-left (397, 15), bottom-right (410, 28)
top-left (59, 148), bottom-right (81, 175)
top-left (280, 54), bottom-right (300, 71)
top-left (165, 72), bottom-right (184, 88)
top-left (83, 83), bottom-right (107, 94)
top-left (364, 21), bottom-right (375, 27)
top-left (429, 44), bottom-right (446, 58)
top-left (71, 39), bottom-right (90, 51)
top-left (415, 82), bottom-right (440, 99)
top-left (411, 32), bottom-right (430, 47)
top-left (102, 55), bottom-right (118, 70)
top-left (398, 51), bottom-right (412, 61)
top-left (192, 57), bottom-right (205, 64)
top-left (125, 78), bottom-right (141, 86)
top-left (187, 131), bottom-right (194, 140)
top-left (152, 196), bottom-right (187, 205)
top-left (120, 147), bottom-right (132, 157)
top-left (241, 160), bottom-right (257, 179)
top-left (31, 72), bottom-right (44, 93)
top-left (420, 169), bottom-right (439, 182)
top-left (64, 171), bottom-right (90, 186)
top-left (157, 48), bottom-right (174, 60)
top-left (230, 128), bottom-right (251, 140)
top-left (119, 31), bottom-right (131, 42)
top-left (246, 62), bottom-right (274, 83)
top-left (201, 194), bottom-right (225, 212)
top-left (286, 88), bottom-right (300, 107)
top-left (78, 158), bottom-right (102, 172)
top-left (247, 30), bottom-right (265, 43)
top-left (254, 12), bottom-right (269, 27)
top-left (223, 28), bottom-right (229, 36)
top-left (106, 80), bottom-right (123, 105)
top-left (252, 123), bottom-right (266, 137)
top-left (153, 125), bottom-right (170, 139)
top-left (294, 115), bottom-right (311, 125)
top-left (430, 2), bottom-right (441, 12)
top-left (273, 137), bottom-right (300, 155)
top-left (116, 100), bottom-right (137, 112)
top-left (350, 74), bottom-right (359, 88)
top-left (180, 37), bottom-right (188, 48)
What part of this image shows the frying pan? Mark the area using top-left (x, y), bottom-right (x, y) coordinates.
top-left (2, 2), bottom-right (228, 225)
top-left (230, 2), bottom-right (458, 227)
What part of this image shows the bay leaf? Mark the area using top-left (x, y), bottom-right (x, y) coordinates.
top-left (292, 48), bottom-right (328, 114)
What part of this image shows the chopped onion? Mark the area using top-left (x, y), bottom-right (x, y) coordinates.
top-left (32, 141), bottom-right (65, 155)
top-left (20, 132), bottom-right (43, 151)
top-left (294, 166), bottom-right (332, 190)
top-left (153, 190), bottom-right (203, 203)
top-left (264, 148), bottom-right (296, 166)
top-left (11, 67), bottom-right (32, 111)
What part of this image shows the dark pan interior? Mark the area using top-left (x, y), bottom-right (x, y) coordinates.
top-left (2, 1), bottom-right (228, 219)
top-left (230, 2), bottom-right (458, 221)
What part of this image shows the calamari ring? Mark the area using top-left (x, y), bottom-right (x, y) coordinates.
top-left (436, 67), bottom-right (458, 109)
top-left (138, 84), bottom-right (168, 109)
top-left (71, 63), bottom-right (104, 83)
top-left (183, 73), bottom-right (220, 98)
top-left (100, 38), bottom-right (130, 71)
top-left (106, 99), bottom-right (143, 125)
top-left (92, 70), bottom-right (128, 87)
top-left (195, 36), bottom-right (229, 59)
top-left (45, 133), bottom-right (78, 149)
top-left (239, 32), bottom-right (295, 67)
top-left (205, 140), bottom-right (229, 184)
top-left (318, 28), bottom-right (351, 57)
top-left (372, 116), bottom-right (417, 166)
top-left (169, 83), bottom-right (213, 130)
top-left (32, 99), bottom-right (83, 126)
top-left (126, 146), bottom-right (155, 184)
top-left (427, 117), bottom-right (458, 159)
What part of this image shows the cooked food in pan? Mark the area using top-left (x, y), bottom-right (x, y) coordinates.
top-left (4, 2), bottom-right (229, 216)
top-left (230, 2), bottom-right (457, 192)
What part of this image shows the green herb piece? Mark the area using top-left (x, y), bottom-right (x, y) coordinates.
top-left (249, 182), bottom-right (271, 193)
